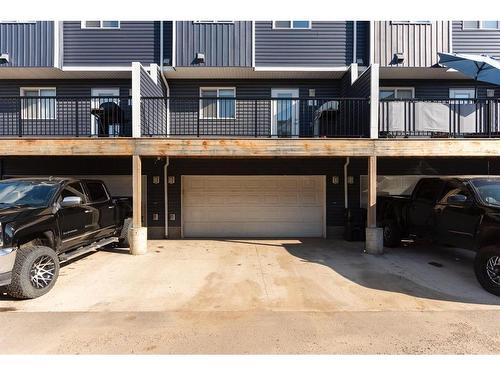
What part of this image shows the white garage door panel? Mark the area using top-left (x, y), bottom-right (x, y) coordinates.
top-left (183, 176), bottom-right (325, 237)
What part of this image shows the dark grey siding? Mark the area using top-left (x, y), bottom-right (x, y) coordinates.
top-left (0, 21), bottom-right (53, 67)
top-left (140, 67), bottom-right (167, 136)
top-left (0, 156), bottom-right (167, 239)
top-left (168, 79), bottom-right (340, 136)
top-left (380, 79), bottom-right (498, 98)
top-left (255, 21), bottom-right (368, 67)
top-left (162, 21), bottom-right (173, 66)
top-left (175, 21), bottom-right (252, 67)
top-left (63, 21), bottom-right (160, 66)
top-left (373, 21), bottom-right (451, 67)
top-left (0, 79), bottom-right (131, 136)
top-left (452, 21), bottom-right (500, 59)
top-left (342, 68), bottom-right (371, 97)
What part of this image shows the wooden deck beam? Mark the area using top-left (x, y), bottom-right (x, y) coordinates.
top-left (0, 138), bottom-right (499, 157)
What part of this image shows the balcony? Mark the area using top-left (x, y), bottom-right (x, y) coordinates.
top-left (379, 99), bottom-right (500, 138)
top-left (0, 96), bottom-right (132, 137)
top-left (142, 97), bottom-right (370, 138)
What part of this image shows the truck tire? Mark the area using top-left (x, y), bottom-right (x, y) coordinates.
top-left (474, 246), bottom-right (500, 297)
top-left (383, 221), bottom-right (402, 248)
top-left (6, 244), bottom-right (60, 299)
top-left (119, 217), bottom-right (132, 247)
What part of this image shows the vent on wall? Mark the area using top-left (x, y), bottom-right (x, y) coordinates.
top-left (0, 53), bottom-right (9, 64)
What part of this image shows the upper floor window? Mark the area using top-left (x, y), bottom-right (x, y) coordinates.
top-left (449, 88), bottom-right (475, 99)
top-left (81, 21), bottom-right (120, 29)
top-left (273, 21), bottom-right (311, 29)
top-left (200, 87), bottom-right (236, 119)
top-left (463, 21), bottom-right (500, 30)
top-left (391, 21), bottom-right (431, 25)
top-left (20, 88), bottom-right (56, 120)
top-left (193, 21), bottom-right (234, 24)
top-left (380, 87), bottom-right (415, 99)
top-left (0, 21), bottom-right (36, 24)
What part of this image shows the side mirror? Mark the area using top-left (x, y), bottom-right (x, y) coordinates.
top-left (447, 194), bottom-right (468, 205)
top-left (60, 196), bottom-right (82, 207)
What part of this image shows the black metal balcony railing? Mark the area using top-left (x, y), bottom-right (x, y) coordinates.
top-left (0, 96), bottom-right (132, 137)
top-left (141, 97), bottom-right (370, 138)
top-left (379, 99), bottom-right (500, 138)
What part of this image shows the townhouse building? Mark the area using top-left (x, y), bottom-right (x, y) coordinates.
top-left (0, 20), bottom-right (499, 253)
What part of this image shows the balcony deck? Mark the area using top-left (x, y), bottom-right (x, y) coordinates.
top-left (1, 138), bottom-right (500, 157)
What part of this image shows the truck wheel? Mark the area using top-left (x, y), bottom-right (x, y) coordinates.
top-left (474, 246), bottom-right (500, 297)
top-left (383, 221), bottom-right (402, 248)
top-left (119, 217), bottom-right (132, 247)
top-left (6, 244), bottom-right (60, 299)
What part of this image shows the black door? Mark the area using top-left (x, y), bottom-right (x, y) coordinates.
top-left (407, 178), bottom-right (445, 238)
top-left (58, 182), bottom-right (93, 251)
top-left (434, 181), bottom-right (482, 248)
top-left (84, 181), bottom-right (116, 239)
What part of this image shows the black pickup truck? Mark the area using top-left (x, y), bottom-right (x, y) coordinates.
top-left (378, 176), bottom-right (500, 296)
top-left (0, 178), bottom-right (132, 299)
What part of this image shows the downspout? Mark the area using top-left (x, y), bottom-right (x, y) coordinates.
top-left (353, 21), bottom-right (357, 64)
top-left (160, 71), bottom-right (170, 137)
top-left (344, 157), bottom-right (350, 209)
top-left (160, 21), bottom-right (164, 71)
top-left (164, 156), bottom-right (169, 238)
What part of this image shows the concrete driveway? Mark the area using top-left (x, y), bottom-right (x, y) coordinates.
top-left (1, 239), bottom-right (500, 354)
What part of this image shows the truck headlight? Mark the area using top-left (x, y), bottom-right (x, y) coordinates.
top-left (0, 223), bottom-right (3, 247)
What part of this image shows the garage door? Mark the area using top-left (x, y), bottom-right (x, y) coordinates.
top-left (182, 176), bottom-right (325, 237)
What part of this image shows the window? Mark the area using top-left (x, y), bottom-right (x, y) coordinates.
top-left (200, 88), bottom-right (236, 119)
top-left (20, 88), bottom-right (56, 120)
top-left (463, 21), bottom-right (500, 30)
top-left (81, 21), bottom-right (120, 29)
top-left (273, 21), bottom-right (311, 29)
top-left (85, 182), bottom-right (109, 203)
top-left (414, 179), bottom-right (444, 202)
top-left (391, 21), bottom-right (431, 25)
top-left (0, 21), bottom-right (36, 24)
top-left (380, 87), bottom-right (415, 99)
top-left (439, 182), bottom-right (471, 204)
top-left (60, 183), bottom-right (86, 202)
top-left (449, 88), bottom-right (475, 99)
top-left (193, 21), bottom-right (234, 24)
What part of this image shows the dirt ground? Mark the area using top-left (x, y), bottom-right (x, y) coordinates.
top-left (1, 239), bottom-right (499, 354)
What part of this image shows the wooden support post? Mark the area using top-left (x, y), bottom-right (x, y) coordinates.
top-left (132, 154), bottom-right (142, 228)
top-left (129, 154), bottom-right (147, 255)
top-left (367, 155), bottom-right (377, 228)
top-left (365, 155), bottom-right (383, 254)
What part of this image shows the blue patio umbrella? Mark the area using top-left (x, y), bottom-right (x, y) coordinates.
top-left (438, 52), bottom-right (500, 97)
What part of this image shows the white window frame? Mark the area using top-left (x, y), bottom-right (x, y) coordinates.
top-left (272, 21), bottom-right (312, 30)
top-left (20, 87), bottom-right (57, 120)
top-left (193, 21), bottom-right (234, 24)
top-left (449, 88), bottom-right (476, 99)
top-left (0, 21), bottom-right (36, 24)
top-left (199, 87), bottom-right (236, 120)
top-left (81, 21), bottom-right (121, 29)
top-left (390, 21), bottom-right (432, 25)
top-left (462, 21), bottom-right (500, 30)
top-left (379, 87), bottom-right (415, 99)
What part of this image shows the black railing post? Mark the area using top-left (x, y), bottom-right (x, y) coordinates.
top-left (18, 97), bottom-right (23, 137)
top-left (254, 99), bottom-right (258, 137)
top-left (75, 99), bottom-right (79, 137)
top-left (197, 98), bottom-right (200, 137)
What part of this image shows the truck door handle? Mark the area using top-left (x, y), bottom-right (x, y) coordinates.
top-left (108, 206), bottom-right (114, 209)
top-left (84, 210), bottom-right (92, 213)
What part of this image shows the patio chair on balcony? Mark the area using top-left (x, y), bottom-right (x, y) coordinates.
top-left (91, 101), bottom-right (124, 137)
top-left (312, 100), bottom-right (340, 137)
